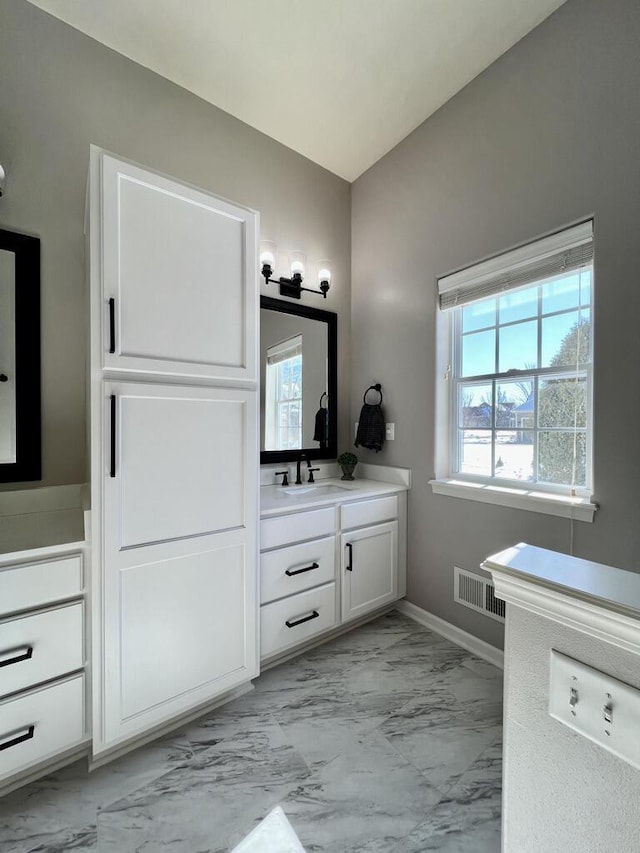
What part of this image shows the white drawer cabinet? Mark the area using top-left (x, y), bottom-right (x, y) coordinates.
top-left (0, 675), bottom-right (85, 780)
top-left (0, 544), bottom-right (87, 792)
top-left (0, 554), bottom-right (83, 617)
top-left (260, 507), bottom-right (336, 550)
top-left (0, 603), bottom-right (84, 698)
top-left (261, 537), bottom-right (336, 605)
top-left (259, 485), bottom-right (407, 661)
top-left (341, 495), bottom-right (398, 530)
top-left (261, 583), bottom-right (337, 658)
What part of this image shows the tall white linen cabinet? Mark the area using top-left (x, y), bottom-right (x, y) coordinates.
top-left (87, 149), bottom-right (259, 759)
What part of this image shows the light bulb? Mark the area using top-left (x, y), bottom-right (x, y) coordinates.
top-left (289, 251), bottom-right (306, 279)
top-left (259, 240), bottom-right (277, 268)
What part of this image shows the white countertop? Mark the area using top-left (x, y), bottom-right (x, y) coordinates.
top-left (260, 477), bottom-right (407, 518)
top-left (483, 543), bottom-right (640, 619)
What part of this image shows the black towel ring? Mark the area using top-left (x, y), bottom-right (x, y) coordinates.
top-left (319, 391), bottom-right (328, 409)
top-left (363, 383), bottom-right (383, 405)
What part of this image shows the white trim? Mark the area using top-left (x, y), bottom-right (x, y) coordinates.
top-left (438, 220), bottom-right (593, 295)
top-left (395, 599), bottom-right (504, 670)
top-left (484, 565), bottom-right (640, 659)
top-left (429, 478), bottom-right (597, 522)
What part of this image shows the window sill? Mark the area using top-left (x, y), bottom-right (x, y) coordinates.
top-left (429, 478), bottom-right (597, 522)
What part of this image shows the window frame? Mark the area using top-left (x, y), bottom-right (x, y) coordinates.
top-left (432, 223), bottom-right (597, 521)
top-left (265, 335), bottom-right (303, 451)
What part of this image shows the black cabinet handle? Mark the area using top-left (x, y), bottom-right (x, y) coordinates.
top-left (286, 610), bottom-right (319, 629)
top-left (110, 394), bottom-right (116, 478)
top-left (108, 298), bottom-right (116, 354)
top-left (285, 562), bottom-right (319, 577)
top-left (0, 725), bottom-right (35, 752)
top-left (0, 374), bottom-right (8, 382)
top-left (0, 646), bottom-right (33, 668)
top-left (346, 543), bottom-right (353, 571)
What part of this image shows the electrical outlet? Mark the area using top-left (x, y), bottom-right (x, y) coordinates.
top-left (549, 650), bottom-right (640, 770)
top-left (385, 423), bottom-right (395, 440)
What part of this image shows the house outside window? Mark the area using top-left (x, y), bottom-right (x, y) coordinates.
top-left (433, 221), bottom-right (595, 515)
top-left (265, 335), bottom-right (303, 450)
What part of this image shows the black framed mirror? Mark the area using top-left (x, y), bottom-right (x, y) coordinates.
top-left (0, 228), bottom-right (41, 482)
top-left (260, 296), bottom-right (337, 464)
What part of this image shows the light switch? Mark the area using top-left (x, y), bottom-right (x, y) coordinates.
top-left (549, 650), bottom-right (640, 770)
top-left (385, 423), bottom-right (395, 440)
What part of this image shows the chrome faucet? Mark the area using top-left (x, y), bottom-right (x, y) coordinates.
top-left (295, 454), bottom-right (309, 485)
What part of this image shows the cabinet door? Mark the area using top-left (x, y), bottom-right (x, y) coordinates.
top-left (91, 149), bottom-right (257, 384)
top-left (341, 521), bottom-right (398, 622)
top-left (92, 381), bottom-right (258, 755)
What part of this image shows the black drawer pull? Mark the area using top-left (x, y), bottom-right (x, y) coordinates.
top-left (108, 297), bottom-right (116, 354)
top-left (346, 542), bottom-right (353, 571)
top-left (0, 725), bottom-right (35, 752)
top-left (110, 394), bottom-right (116, 478)
top-left (285, 610), bottom-right (319, 629)
top-left (285, 562), bottom-right (319, 577)
top-left (0, 646), bottom-right (33, 668)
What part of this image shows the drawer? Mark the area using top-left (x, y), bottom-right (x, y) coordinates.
top-left (261, 537), bottom-right (335, 605)
top-left (341, 495), bottom-right (398, 530)
top-left (0, 554), bottom-right (83, 617)
top-left (0, 674), bottom-right (85, 781)
top-left (261, 582), bottom-right (337, 659)
top-left (260, 507), bottom-right (336, 550)
top-left (0, 603), bottom-right (84, 699)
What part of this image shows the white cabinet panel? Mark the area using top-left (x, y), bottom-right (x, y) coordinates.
top-left (261, 582), bottom-right (337, 659)
top-left (96, 379), bottom-right (258, 753)
top-left (95, 151), bottom-right (257, 383)
top-left (0, 603), bottom-right (84, 699)
top-left (260, 536), bottom-right (336, 605)
top-left (115, 387), bottom-right (246, 547)
top-left (0, 554), bottom-right (83, 617)
top-left (341, 522), bottom-right (398, 622)
top-left (0, 675), bottom-right (85, 781)
top-left (260, 507), bottom-right (336, 551)
top-left (120, 546), bottom-right (248, 719)
top-left (340, 495), bottom-right (398, 530)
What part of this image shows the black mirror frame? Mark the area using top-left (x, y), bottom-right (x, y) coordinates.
top-left (0, 228), bottom-right (41, 483)
top-left (260, 295), bottom-right (337, 465)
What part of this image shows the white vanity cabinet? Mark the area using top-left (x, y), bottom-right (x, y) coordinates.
top-left (341, 521), bottom-right (398, 622)
top-left (259, 509), bottom-right (339, 659)
top-left (0, 544), bottom-right (87, 791)
top-left (340, 495), bottom-right (401, 622)
top-left (259, 484), bottom-right (407, 661)
top-left (88, 149), bottom-right (259, 759)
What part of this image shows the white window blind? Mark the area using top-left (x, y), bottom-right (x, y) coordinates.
top-left (266, 335), bottom-right (302, 365)
top-left (438, 221), bottom-right (593, 311)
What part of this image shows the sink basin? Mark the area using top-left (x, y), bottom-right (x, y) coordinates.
top-left (282, 484), bottom-right (352, 496)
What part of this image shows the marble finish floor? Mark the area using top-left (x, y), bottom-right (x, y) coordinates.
top-left (1, 611), bottom-right (503, 852)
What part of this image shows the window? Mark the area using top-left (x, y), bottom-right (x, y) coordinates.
top-left (265, 335), bottom-right (302, 450)
top-left (434, 221), bottom-right (594, 512)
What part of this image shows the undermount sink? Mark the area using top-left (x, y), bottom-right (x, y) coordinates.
top-left (282, 484), bottom-right (352, 496)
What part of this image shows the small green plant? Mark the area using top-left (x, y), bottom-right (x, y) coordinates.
top-left (337, 452), bottom-right (358, 466)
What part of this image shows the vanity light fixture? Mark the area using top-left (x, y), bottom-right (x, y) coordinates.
top-left (260, 242), bottom-right (331, 299)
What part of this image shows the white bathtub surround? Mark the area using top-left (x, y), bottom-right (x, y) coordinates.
top-left (483, 543), bottom-right (640, 853)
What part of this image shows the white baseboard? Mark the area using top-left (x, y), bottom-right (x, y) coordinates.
top-left (396, 600), bottom-right (504, 670)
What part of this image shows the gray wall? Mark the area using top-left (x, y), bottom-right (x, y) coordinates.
top-left (0, 0), bottom-right (350, 490)
top-left (351, 0), bottom-right (640, 648)
top-left (503, 605), bottom-right (640, 851)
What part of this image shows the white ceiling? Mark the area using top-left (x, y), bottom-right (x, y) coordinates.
top-left (27, 0), bottom-right (567, 181)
